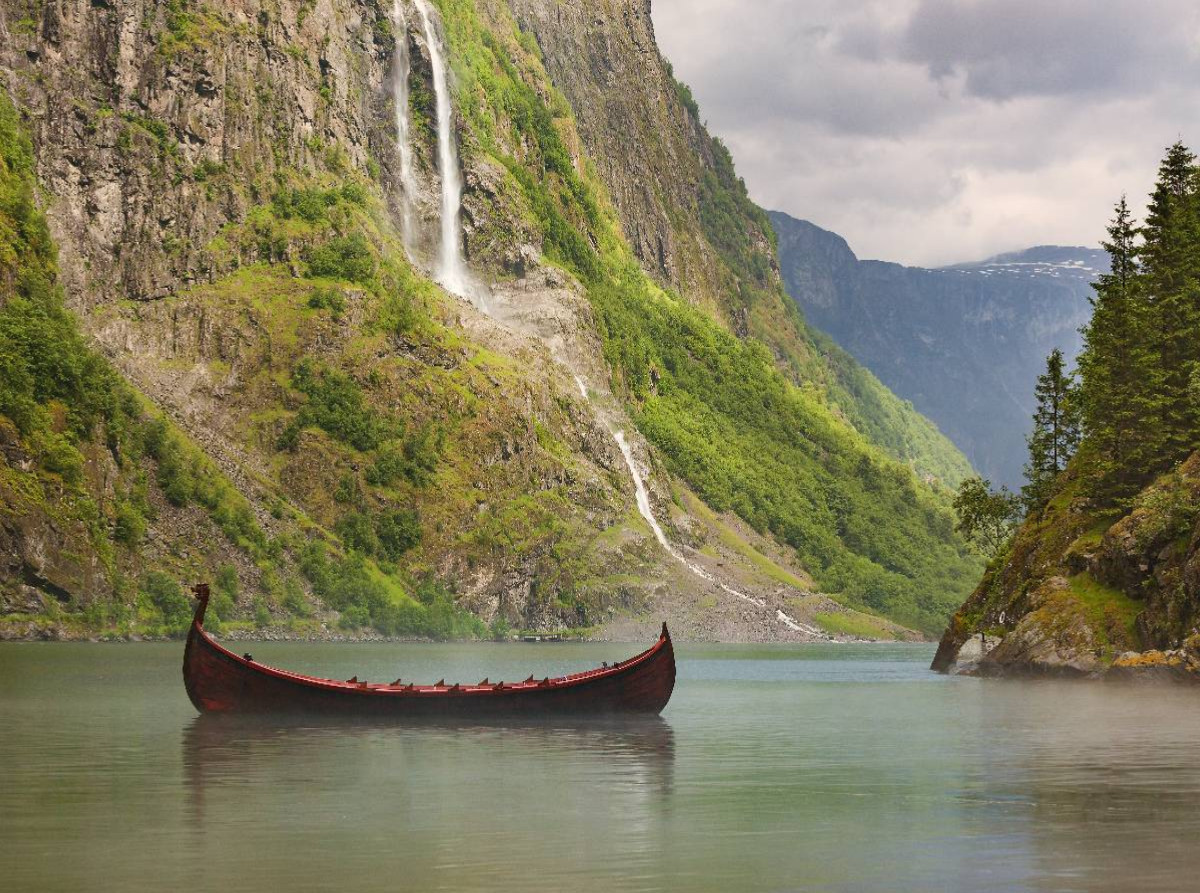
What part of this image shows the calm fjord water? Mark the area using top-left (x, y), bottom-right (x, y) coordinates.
top-left (2, 641), bottom-right (1199, 893)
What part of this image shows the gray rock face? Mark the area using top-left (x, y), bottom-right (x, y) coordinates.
top-left (980, 607), bottom-right (1103, 678)
top-left (0, 0), bottom-right (404, 310)
top-left (771, 211), bottom-right (1105, 489)
top-left (506, 0), bottom-right (735, 307)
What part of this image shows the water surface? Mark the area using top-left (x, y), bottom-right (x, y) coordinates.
top-left (3, 641), bottom-right (1198, 892)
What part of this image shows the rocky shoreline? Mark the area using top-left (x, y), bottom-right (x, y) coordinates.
top-left (939, 631), bottom-right (1200, 684)
top-left (933, 452), bottom-right (1200, 686)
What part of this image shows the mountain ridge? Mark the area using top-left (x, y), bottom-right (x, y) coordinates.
top-left (770, 210), bottom-right (1105, 489)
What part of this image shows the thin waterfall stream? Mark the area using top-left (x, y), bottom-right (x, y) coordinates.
top-left (389, 0), bottom-right (419, 250)
top-left (413, 0), bottom-right (470, 299)
top-left (580, 378), bottom-right (823, 636)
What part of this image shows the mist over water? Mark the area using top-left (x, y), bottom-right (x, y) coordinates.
top-left (5, 642), bottom-right (1199, 892)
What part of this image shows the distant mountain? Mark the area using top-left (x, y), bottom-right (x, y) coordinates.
top-left (770, 211), bottom-right (1106, 489)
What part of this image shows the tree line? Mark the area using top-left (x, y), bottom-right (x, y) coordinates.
top-left (954, 142), bottom-right (1200, 554)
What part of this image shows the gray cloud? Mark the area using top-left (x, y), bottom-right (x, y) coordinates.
top-left (898, 0), bottom-right (1200, 101)
top-left (651, 0), bottom-right (1200, 266)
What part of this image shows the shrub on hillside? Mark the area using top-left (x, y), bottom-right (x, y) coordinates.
top-left (305, 232), bottom-right (375, 283)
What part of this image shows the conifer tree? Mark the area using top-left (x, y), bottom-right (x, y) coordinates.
top-left (1140, 142), bottom-right (1200, 459)
top-left (1077, 197), bottom-right (1164, 501)
top-left (1022, 348), bottom-right (1081, 509)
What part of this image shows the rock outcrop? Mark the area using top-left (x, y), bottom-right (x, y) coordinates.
top-left (933, 453), bottom-right (1200, 682)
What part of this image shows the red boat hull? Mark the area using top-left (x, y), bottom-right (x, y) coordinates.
top-left (182, 586), bottom-right (675, 718)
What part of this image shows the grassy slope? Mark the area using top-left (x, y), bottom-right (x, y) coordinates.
top-left (0, 93), bottom-right (491, 640)
top-left (179, 174), bottom-right (635, 634)
top-left (432, 0), bottom-right (980, 633)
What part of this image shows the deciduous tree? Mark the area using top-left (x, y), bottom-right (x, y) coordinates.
top-left (953, 477), bottom-right (1021, 558)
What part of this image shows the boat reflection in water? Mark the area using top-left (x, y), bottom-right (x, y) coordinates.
top-left (182, 713), bottom-right (676, 827)
top-left (181, 583), bottom-right (677, 882)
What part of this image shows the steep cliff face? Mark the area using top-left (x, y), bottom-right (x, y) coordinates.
top-left (502, 0), bottom-right (735, 310)
top-left (1, 0), bottom-right (980, 640)
top-left (772, 212), bottom-right (1104, 489)
top-left (1, 0), bottom-right (687, 639)
top-left (933, 452), bottom-right (1200, 682)
top-left (509, 3), bottom-right (973, 487)
top-left (505, 1), bottom-right (688, 286)
top-left (10, 0), bottom-right (389, 306)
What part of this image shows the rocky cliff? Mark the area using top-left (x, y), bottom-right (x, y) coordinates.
top-left (0, 0), bottom-right (979, 641)
top-left (771, 211), bottom-right (1105, 489)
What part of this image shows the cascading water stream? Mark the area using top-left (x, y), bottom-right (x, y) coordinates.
top-left (390, 0), bottom-right (419, 251)
top-left (413, 0), bottom-right (469, 299)
top-left (579, 377), bottom-right (825, 637)
top-left (613, 429), bottom-right (676, 557)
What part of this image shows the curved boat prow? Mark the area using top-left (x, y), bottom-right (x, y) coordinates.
top-left (182, 581), bottom-right (675, 718)
top-left (183, 583), bottom-right (213, 714)
top-left (191, 583), bottom-right (210, 626)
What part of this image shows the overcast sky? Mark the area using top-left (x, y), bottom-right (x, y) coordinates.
top-left (651, 0), bottom-right (1200, 267)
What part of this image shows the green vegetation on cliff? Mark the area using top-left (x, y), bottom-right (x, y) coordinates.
top-left (3, 0), bottom-right (981, 640)
top-left (0, 93), bottom-right (486, 640)
top-left (592, 271), bottom-right (975, 632)
top-left (0, 98), bottom-right (119, 477)
top-left (432, 0), bottom-right (978, 632)
top-left (663, 78), bottom-right (971, 489)
top-left (0, 93), bottom-right (265, 635)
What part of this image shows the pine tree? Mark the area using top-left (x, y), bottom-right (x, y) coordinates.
top-left (1022, 348), bottom-right (1081, 509)
top-left (1140, 142), bottom-right (1200, 460)
top-left (1077, 197), bottom-right (1165, 502)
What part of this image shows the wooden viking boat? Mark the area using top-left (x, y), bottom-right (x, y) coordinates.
top-left (183, 585), bottom-right (675, 717)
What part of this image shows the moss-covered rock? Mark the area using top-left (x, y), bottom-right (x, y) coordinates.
top-left (935, 452), bottom-right (1200, 679)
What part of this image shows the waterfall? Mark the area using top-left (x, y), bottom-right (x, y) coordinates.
top-left (614, 430), bottom-right (675, 554)
top-left (383, 10), bottom-right (821, 636)
top-left (572, 377), bottom-right (824, 637)
top-left (390, 0), bottom-right (418, 250)
top-left (413, 0), bottom-right (469, 298)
